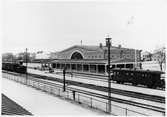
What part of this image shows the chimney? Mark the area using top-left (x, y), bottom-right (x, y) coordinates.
top-left (118, 44), bottom-right (122, 48)
top-left (99, 43), bottom-right (103, 48)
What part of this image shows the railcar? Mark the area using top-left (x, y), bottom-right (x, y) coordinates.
top-left (2, 62), bottom-right (27, 74)
top-left (111, 68), bottom-right (165, 88)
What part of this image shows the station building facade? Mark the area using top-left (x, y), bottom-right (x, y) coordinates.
top-left (50, 43), bottom-right (142, 74)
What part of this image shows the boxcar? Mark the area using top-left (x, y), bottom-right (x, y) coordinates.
top-left (2, 62), bottom-right (27, 74)
top-left (112, 68), bottom-right (165, 88)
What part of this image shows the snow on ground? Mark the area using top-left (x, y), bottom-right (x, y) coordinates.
top-left (142, 61), bottom-right (165, 71)
top-left (68, 86), bottom-right (163, 116)
top-left (28, 68), bottom-right (165, 97)
top-left (2, 73), bottom-right (165, 116)
top-left (67, 85), bottom-right (164, 108)
top-left (3, 72), bottom-right (164, 110)
top-left (23, 71), bottom-right (166, 110)
top-left (25, 74), bottom-right (165, 115)
top-left (2, 78), bottom-right (104, 115)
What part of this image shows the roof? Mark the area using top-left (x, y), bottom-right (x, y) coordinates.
top-left (2, 94), bottom-right (32, 115)
top-left (112, 68), bottom-right (165, 74)
top-left (111, 58), bottom-right (140, 63)
top-left (50, 59), bottom-right (107, 64)
top-left (50, 58), bottom-right (140, 64)
top-left (59, 45), bottom-right (141, 54)
top-left (59, 45), bottom-right (104, 53)
top-left (32, 59), bottom-right (54, 63)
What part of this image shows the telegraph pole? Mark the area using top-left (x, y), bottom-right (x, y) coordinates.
top-left (134, 49), bottom-right (136, 69)
top-left (26, 48), bottom-right (28, 84)
top-left (63, 66), bottom-right (66, 92)
top-left (106, 35), bottom-right (111, 113)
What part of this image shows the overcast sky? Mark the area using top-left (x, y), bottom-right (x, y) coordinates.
top-left (2, 0), bottom-right (167, 54)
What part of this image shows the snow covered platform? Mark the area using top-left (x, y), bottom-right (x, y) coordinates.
top-left (2, 78), bottom-right (105, 115)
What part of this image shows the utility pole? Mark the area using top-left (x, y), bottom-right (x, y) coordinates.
top-left (134, 49), bottom-right (136, 69)
top-left (63, 66), bottom-right (66, 92)
top-left (26, 48), bottom-right (28, 84)
top-left (106, 35), bottom-right (111, 113)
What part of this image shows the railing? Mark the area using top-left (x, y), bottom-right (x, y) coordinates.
top-left (2, 72), bottom-right (165, 116)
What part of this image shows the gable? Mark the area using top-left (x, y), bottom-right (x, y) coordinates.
top-left (57, 45), bottom-right (104, 59)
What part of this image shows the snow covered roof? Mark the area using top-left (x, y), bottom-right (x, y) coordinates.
top-left (59, 45), bottom-right (140, 54)
top-left (35, 52), bottom-right (50, 59)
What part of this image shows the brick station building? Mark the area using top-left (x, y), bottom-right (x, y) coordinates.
top-left (50, 43), bottom-right (142, 74)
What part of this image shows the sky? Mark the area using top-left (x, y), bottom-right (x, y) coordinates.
top-left (2, 0), bottom-right (167, 54)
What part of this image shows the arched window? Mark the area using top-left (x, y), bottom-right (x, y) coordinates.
top-left (71, 52), bottom-right (83, 60)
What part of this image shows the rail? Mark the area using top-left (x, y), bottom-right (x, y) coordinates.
top-left (53, 70), bottom-right (165, 91)
top-left (28, 71), bottom-right (165, 104)
top-left (2, 72), bottom-right (165, 116)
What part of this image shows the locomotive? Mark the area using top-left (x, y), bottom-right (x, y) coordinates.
top-left (111, 68), bottom-right (165, 89)
top-left (2, 62), bottom-right (27, 74)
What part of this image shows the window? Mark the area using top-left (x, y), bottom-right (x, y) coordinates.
top-left (71, 52), bottom-right (83, 60)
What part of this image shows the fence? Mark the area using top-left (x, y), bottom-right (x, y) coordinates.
top-left (2, 72), bottom-right (164, 116)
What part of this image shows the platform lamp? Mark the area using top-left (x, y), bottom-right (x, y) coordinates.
top-left (105, 34), bottom-right (111, 113)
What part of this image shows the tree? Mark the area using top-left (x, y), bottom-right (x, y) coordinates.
top-left (154, 47), bottom-right (166, 71)
top-left (2, 53), bottom-right (16, 62)
top-left (16, 52), bottom-right (31, 63)
top-left (148, 53), bottom-right (152, 61)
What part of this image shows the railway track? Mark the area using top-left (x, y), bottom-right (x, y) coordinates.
top-left (28, 72), bottom-right (165, 104)
top-left (57, 71), bottom-right (165, 90)
top-left (3, 72), bottom-right (165, 114)
top-left (68, 87), bottom-right (165, 113)
top-left (3, 70), bottom-right (165, 104)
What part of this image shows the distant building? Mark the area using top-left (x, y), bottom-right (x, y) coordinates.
top-left (35, 51), bottom-right (50, 59)
top-left (141, 51), bottom-right (152, 61)
top-left (151, 47), bottom-right (166, 62)
top-left (152, 53), bottom-right (159, 61)
top-left (49, 52), bottom-right (59, 59)
top-left (142, 47), bottom-right (166, 71)
top-left (29, 53), bottom-right (36, 62)
top-left (2, 53), bottom-right (15, 63)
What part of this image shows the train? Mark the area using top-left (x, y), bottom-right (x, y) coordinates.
top-left (111, 68), bottom-right (165, 88)
top-left (2, 62), bottom-right (165, 89)
top-left (2, 62), bottom-right (27, 74)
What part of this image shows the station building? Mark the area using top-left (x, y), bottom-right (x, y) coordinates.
top-left (50, 42), bottom-right (142, 74)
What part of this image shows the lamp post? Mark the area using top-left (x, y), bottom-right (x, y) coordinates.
top-left (106, 35), bottom-right (111, 113)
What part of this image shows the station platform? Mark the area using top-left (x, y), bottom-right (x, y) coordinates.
top-left (2, 77), bottom-right (104, 115)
